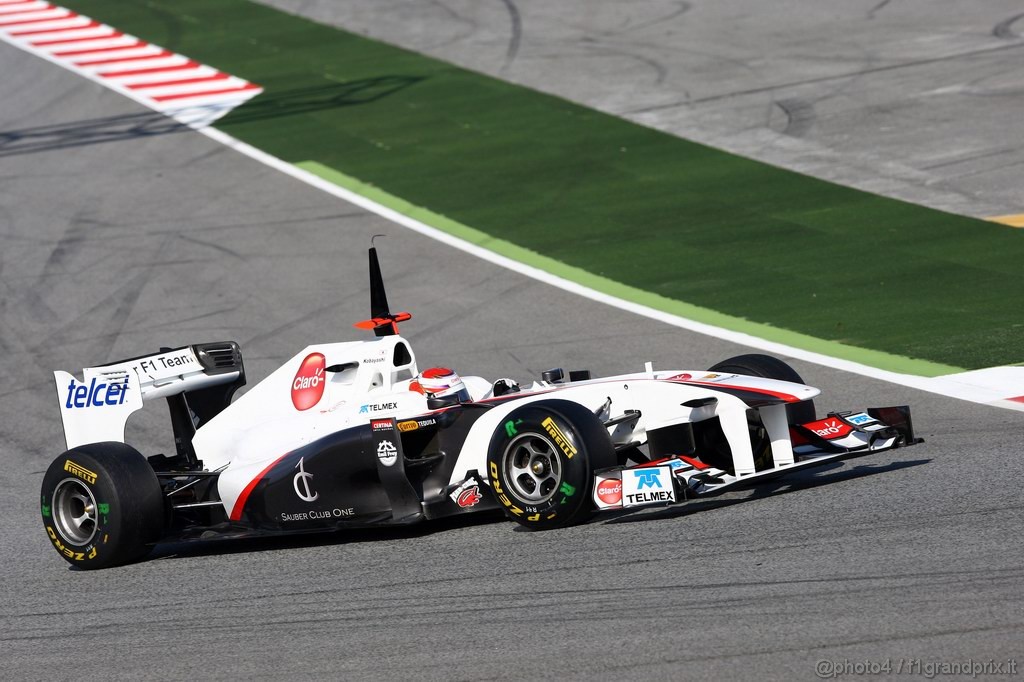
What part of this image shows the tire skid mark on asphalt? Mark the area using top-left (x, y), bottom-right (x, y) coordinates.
top-left (992, 12), bottom-right (1024, 40)
top-left (22, 219), bottom-right (89, 324)
top-left (596, 0), bottom-right (691, 37)
top-left (772, 97), bottom-right (816, 137)
top-left (581, 43), bottom-right (669, 84)
top-left (176, 233), bottom-right (247, 261)
top-left (37, 269), bottom-right (150, 360)
top-left (0, 109), bottom-right (189, 159)
top-left (866, 0), bottom-right (892, 20)
top-left (0, 218), bottom-right (115, 429)
top-left (0, 2), bottom-right (262, 127)
top-left (628, 40), bottom-right (1024, 112)
top-left (496, 0), bottom-right (521, 73)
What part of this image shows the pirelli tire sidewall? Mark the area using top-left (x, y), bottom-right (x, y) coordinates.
top-left (40, 442), bottom-right (164, 569)
top-left (487, 400), bottom-right (615, 530)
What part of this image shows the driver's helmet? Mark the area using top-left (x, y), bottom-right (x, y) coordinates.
top-left (411, 367), bottom-right (471, 407)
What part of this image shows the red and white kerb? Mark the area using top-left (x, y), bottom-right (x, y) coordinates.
top-left (0, 0), bottom-right (262, 126)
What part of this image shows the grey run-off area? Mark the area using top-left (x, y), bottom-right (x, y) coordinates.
top-left (263, 0), bottom-right (1024, 218)
top-left (0, 1), bottom-right (1022, 679)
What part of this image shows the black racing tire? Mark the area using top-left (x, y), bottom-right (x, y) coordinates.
top-left (487, 399), bottom-right (615, 530)
top-left (708, 353), bottom-right (816, 424)
top-left (40, 442), bottom-right (164, 570)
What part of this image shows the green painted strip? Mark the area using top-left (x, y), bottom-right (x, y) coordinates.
top-left (56, 0), bottom-right (1024, 371)
top-left (298, 161), bottom-right (962, 377)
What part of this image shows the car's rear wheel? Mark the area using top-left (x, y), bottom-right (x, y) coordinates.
top-left (41, 442), bottom-right (164, 569)
top-left (487, 400), bottom-right (615, 530)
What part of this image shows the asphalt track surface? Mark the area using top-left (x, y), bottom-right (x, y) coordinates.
top-left (1, 8), bottom-right (1023, 682)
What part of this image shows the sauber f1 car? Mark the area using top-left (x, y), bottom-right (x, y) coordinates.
top-left (41, 248), bottom-right (921, 568)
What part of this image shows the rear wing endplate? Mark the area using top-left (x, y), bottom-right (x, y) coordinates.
top-left (54, 343), bottom-right (243, 450)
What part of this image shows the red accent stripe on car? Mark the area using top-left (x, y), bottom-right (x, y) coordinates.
top-left (228, 454), bottom-right (290, 522)
top-left (679, 455), bottom-right (710, 470)
top-left (677, 379), bottom-right (801, 402)
top-left (662, 375), bottom-right (802, 402)
top-left (1009, 396), bottom-right (1024, 403)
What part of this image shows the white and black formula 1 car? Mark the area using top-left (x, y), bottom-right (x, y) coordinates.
top-left (41, 248), bottom-right (921, 568)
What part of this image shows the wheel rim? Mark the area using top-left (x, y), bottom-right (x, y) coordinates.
top-left (502, 433), bottom-right (562, 504)
top-left (53, 478), bottom-right (98, 546)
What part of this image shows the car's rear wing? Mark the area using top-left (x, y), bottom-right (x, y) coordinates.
top-left (54, 342), bottom-right (245, 456)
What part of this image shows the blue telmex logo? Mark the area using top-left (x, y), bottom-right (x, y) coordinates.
top-left (632, 469), bottom-right (663, 489)
top-left (359, 401), bottom-right (397, 414)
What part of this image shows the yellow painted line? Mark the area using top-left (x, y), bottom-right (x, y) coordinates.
top-left (986, 214), bottom-right (1024, 228)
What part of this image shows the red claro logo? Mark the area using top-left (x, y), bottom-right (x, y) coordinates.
top-left (596, 477), bottom-right (622, 505)
top-left (291, 353), bottom-right (326, 411)
top-left (809, 418), bottom-right (852, 439)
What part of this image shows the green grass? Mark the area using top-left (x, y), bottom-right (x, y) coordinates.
top-left (60, 0), bottom-right (1024, 371)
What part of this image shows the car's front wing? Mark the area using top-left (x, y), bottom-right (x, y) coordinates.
top-left (592, 405), bottom-right (920, 511)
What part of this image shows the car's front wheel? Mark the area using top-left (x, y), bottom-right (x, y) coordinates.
top-left (487, 400), bottom-right (615, 530)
